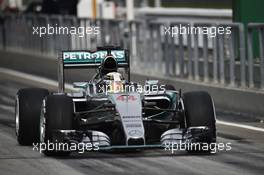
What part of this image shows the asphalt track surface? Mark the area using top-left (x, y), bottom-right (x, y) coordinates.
top-left (0, 52), bottom-right (264, 175)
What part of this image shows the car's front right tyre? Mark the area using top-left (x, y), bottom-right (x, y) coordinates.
top-left (41, 94), bottom-right (74, 156)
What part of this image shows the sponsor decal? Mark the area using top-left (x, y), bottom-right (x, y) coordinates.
top-left (125, 124), bottom-right (142, 128)
top-left (63, 50), bottom-right (125, 64)
top-left (128, 130), bottom-right (143, 137)
top-left (122, 116), bottom-right (141, 119)
top-left (116, 95), bottom-right (137, 101)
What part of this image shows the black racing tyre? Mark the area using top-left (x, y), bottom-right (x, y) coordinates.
top-left (183, 91), bottom-right (216, 152)
top-left (42, 94), bottom-right (73, 156)
top-left (16, 88), bottom-right (49, 145)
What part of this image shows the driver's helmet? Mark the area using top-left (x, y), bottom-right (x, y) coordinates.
top-left (100, 55), bottom-right (118, 76)
top-left (105, 72), bottom-right (124, 93)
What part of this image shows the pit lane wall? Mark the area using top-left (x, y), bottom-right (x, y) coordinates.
top-left (0, 50), bottom-right (263, 119)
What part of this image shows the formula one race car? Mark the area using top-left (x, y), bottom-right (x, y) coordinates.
top-left (15, 46), bottom-right (216, 156)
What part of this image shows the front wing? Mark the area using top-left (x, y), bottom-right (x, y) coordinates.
top-left (48, 126), bottom-right (212, 152)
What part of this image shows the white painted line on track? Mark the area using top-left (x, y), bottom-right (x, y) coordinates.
top-left (217, 120), bottom-right (264, 132)
top-left (1, 67), bottom-right (264, 132)
top-left (0, 67), bottom-right (75, 91)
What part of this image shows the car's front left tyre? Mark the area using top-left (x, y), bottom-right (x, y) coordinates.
top-left (183, 91), bottom-right (216, 153)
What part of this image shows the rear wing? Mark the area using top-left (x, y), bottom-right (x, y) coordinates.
top-left (62, 49), bottom-right (129, 68)
top-left (57, 47), bottom-right (130, 93)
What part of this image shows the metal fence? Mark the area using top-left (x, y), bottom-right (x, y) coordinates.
top-left (247, 23), bottom-right (264, 89)
top-left (1, 14), bottom-right (131, 55)
top-left (0, 14), bottom-right (263, 90)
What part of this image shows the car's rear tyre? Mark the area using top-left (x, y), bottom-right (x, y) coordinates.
top-left (42, 94), bottom-right (73, 156)
top-left (183, 91), bottom-right (216, 152)
top-left (15, 88), bottom-right (49, 145)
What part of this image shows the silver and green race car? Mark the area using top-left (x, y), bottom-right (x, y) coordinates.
top-left (15, 46), bottom-right (216, 156)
